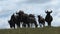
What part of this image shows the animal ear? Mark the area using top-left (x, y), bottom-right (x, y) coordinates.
top-left (45, 10), bottom-right (48, 13)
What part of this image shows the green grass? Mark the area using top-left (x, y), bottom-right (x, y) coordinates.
top-left (0, 27), bottom-right (60, 34)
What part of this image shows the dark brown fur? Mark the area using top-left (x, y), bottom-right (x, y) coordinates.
top-left (38, 15), bottom-right (45, 27)
top-left (45, 10), bottom-right (53, 26)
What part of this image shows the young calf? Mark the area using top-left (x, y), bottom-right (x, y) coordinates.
top-left (37, 15), bottom-right (45, 27)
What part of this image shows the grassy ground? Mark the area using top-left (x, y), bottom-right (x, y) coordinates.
top-left (0, 27), bottom-right (60, 34)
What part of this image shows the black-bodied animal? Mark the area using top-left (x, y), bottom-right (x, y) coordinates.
top-left (37, 15), bottom-right (45, 27)
top-left (29, 14), bottom-right (38, 28)
top-left (16, 10), bottom-right (30, 28)
top-left (16, 10), bottom-right (25, 28)
top-left (8, 10), bottom-right (25, 28)
top-left (8, 14), bottom-right (15, 28)
top-left (22, 14), bottom-right (30, 27)
top-left (45, 10), bottom-right (53, 27)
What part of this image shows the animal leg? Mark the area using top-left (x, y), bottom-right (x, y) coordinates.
top-left (48, 22), bottom-right (51, 27)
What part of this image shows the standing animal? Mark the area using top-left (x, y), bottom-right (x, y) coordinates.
top-left (16, 10), bottom-right (25, 28)
top-left (45, 10), bottom-right (53, 27)
top-left (37, 15), bottom-right (45, 27)
top-left (22, 14), bottom-right (30, 27)
top-left (29, 14), bottom-right (38, 28)
top-left (8, 10), bottom-right (25, 28)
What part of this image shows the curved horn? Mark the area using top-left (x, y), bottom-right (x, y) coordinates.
top-left (49, 10), bottom-right (52, 13)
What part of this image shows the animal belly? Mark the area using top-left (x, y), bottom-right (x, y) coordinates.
top-left (45, 18), bottom-right (52, 22)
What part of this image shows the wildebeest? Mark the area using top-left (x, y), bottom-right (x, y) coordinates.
top-left (29, 14), bottom-right (38, 28)
top-left (45, 10), bottom-right (53, 27)
top-left (16, 10), bottom-right (25, 28)
top-left (22, 14), bottom-right (30, 27)
top-left (37, 15), bottom-right (45, 27)
top-left (8, 14), bottom-right (15, 28)
top-left (16, 10), bottom-right (31, 28)
top-left (8, 10), bottom-right (25, 28)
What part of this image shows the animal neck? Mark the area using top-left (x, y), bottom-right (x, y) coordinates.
top-left (47, 14), bottom-right (50, 16)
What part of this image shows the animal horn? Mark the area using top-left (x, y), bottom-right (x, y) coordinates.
top-left (48, 9), bottom-right (52, 13)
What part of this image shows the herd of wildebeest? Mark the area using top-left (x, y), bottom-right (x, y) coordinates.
top-left (8, 10), bottom-right (53, 28)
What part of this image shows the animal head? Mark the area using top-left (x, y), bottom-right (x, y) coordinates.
top-left (16, 10), bottom-right (24, 15)
top-left (45, 10), bottom-right (52, 15)
top-left (37, 15), bottom-right (42, 19)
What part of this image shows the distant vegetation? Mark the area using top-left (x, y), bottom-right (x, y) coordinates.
top-left (0, 27), bottom-right (60, 34)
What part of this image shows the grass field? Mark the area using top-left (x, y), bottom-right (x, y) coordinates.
top-left (0, 27), bottom-right (60, 34)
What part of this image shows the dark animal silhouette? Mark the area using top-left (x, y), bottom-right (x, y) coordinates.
top-left (8, 14), bottom-right (15, 28)
top-left (45, 10), bottom-right (53, 27)
top-left (37, 15), bottom-right (45, 27)
top-left (16, 10), bottom-right (30, 28)
top-left (29, 14), bottom-right (38, 28)
top-left (16, 10), bottom-right (25, 28)
top-left (22, 14), bottom-right (38, 28)
top-left (22, 14), bottom-right (30, 27)
top-left (8, 10), bottom-right (25, 28)
top-left (8, 10), bottom-right (38, 28)
top-left (16, 11), bottom-right (37, 28)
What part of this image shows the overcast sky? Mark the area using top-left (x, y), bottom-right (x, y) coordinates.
top-left (0, 0), bottom-right (60, 28)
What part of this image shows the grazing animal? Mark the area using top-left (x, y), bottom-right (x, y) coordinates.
top-left (45, 10), bottom-right (53, 27)
top-left (16, 10), bottom-right (25, 28)
top-left (29, 14), bottom-right (38, 28)
top-left (8, 14), bottom-right (15, 28)
top-left (37, 15), bottom-right (45, 27)
top-left (8, 10), bottom-right (25, 28)
top-left (22, 14), bottom-right (30, 27)
top-left (16, 10), bottom-right (30, 28)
